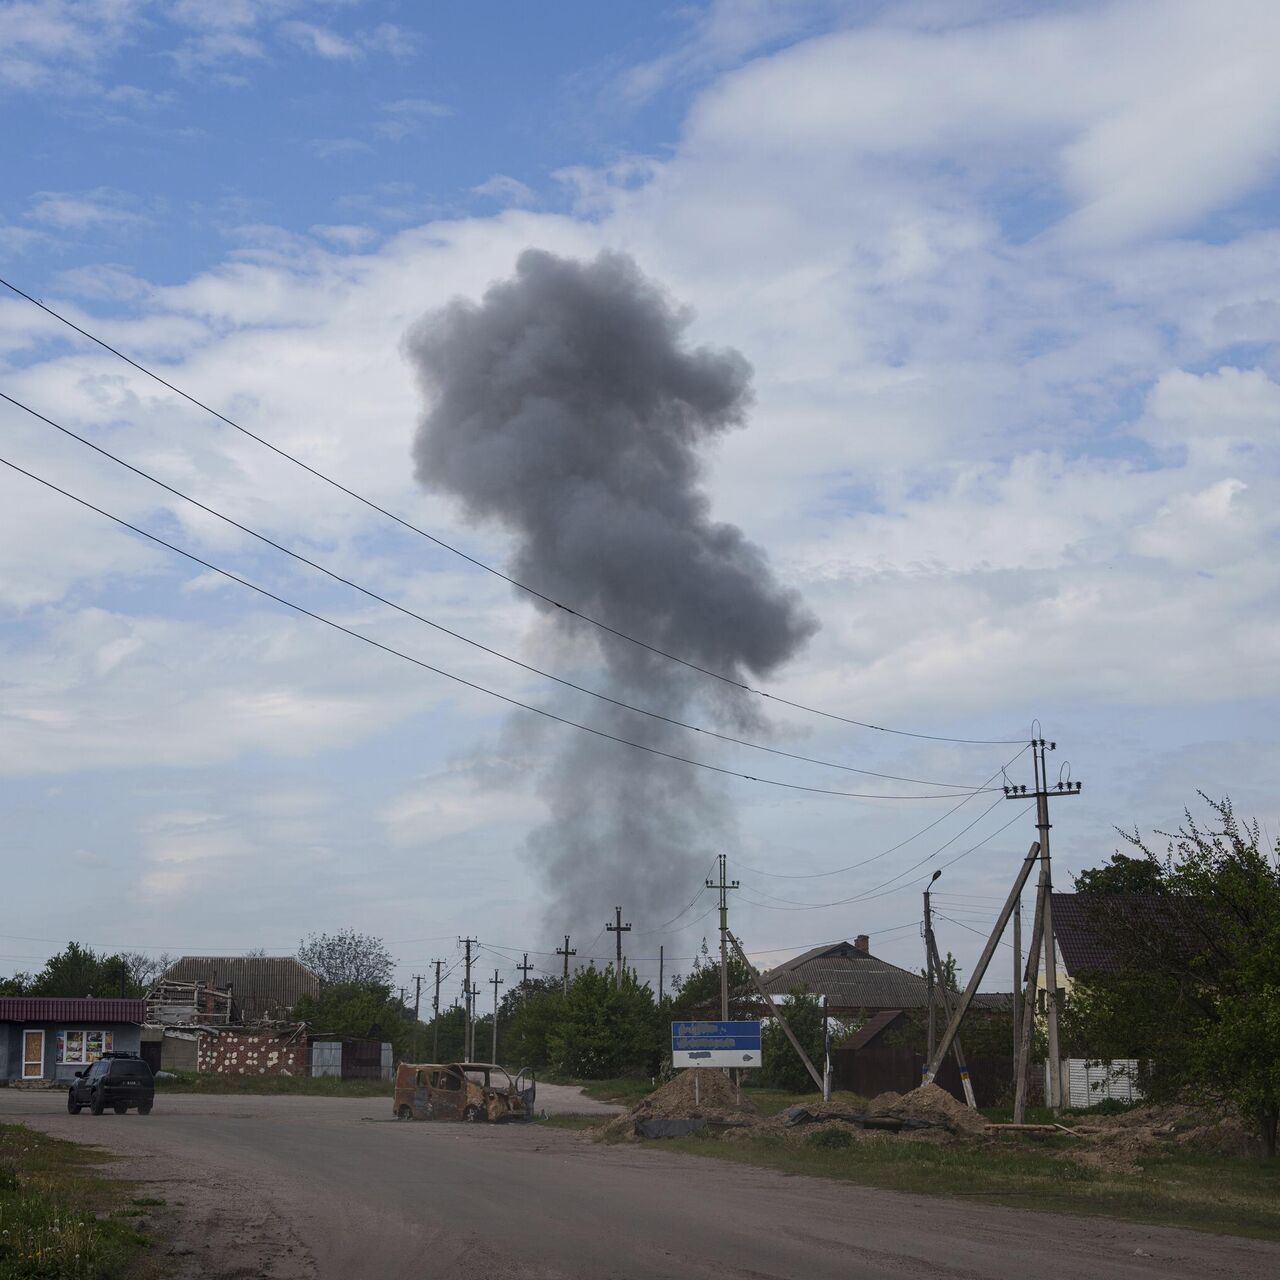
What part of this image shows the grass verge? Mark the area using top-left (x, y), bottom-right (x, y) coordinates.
top-left (650, 1129), bottom-right (1280, 1240)
top-left (0, 1122), bottom-right (154, 1278)
top-left (153, 1071), bottom-right (388, 1097)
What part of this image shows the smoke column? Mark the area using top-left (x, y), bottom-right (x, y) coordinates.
top-left (407, 249), bottom-right (815, 949)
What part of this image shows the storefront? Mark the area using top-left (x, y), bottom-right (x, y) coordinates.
top-left (0, 998), bottom-right (145, 1083)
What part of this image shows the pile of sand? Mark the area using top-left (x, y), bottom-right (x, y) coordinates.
top-left (602, 1070), bottom-right (759, 1140)
top-left (868, 1083), bottom-right (990, 1137)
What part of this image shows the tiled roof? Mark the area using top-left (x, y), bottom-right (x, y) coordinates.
top-left (760, 941), bottom-right (1016, 1012)
top-left (1051, 893), bottom-right (1204, 976)
top-left (161, 957), bottom-right (320, 1021)
top-left (761, 941), bottom-right (932, 1009)
top-left (0, 997), bottom-right (146, 1023)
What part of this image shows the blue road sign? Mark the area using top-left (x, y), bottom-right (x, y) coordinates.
top-left (671, 1020), bottom-right (762, 1068)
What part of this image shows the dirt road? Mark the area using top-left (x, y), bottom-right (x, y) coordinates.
top-left (3, 1089), bottom-right (1276, 1279)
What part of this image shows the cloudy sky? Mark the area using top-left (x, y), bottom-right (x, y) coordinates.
top-left (2, 0), bottom-right (1277, 1001)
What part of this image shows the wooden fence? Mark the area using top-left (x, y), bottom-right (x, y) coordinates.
top-left (831, 1046), bottom-right (1021, 1108)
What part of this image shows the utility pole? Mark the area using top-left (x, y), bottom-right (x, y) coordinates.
top-left (925, 921), bottom-right (977, 1107)
top-left (489, 970), bottom-right (503, 1064)
top-left (431, 960), bottom-right (442, 1061)
top-left (658, 946), bottom-right (664, 1002)
top-left (398, 986), bottom-right (406, 1006)
top-left (924, 869), bottom-right (941, 1066)
top-left (1005, 735), bottom-right (1082, 1114)
top-left (707, 854), bottom-right (739, 1020)
top-left (606, 907), bottom-right (631, 988)
top-left (1012, 900), bottom-right (1022, 1072)
top-left (460, 937), bottom-right (477, 1063)
top-left (556, 935), bottom-right (576, 995)
top-left (517, 954), bottom-right (534, 988)
top-left (411, 974), bottom-right (423, 1061)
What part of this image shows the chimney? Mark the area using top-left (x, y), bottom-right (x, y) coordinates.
top-left (855, 934), bottom-right (870, 953)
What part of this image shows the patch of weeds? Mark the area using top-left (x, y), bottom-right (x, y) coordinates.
top-left (807, 1128), bottom-right (854, 1150)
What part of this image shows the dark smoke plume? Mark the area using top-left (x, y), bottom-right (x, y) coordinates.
top-left (407, 249), bottom-right (815, 947)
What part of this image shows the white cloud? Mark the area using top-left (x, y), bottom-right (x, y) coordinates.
top-left (375, 97), bottom-right (452, 141)
top-left (25, 187), bottom-right (148, 231)
top-left (472, 175), bottom-right (535, 208)
top-left (278, 20), bottom-right (361, 61)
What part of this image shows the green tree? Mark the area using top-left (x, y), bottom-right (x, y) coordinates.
top-left (26, 943), bottom-right (141, 998)
top-left (1064, 796), bottom-right (1280, 1156)
top-left (501, 979), bottom-right (565, 1070)
top-left (759, 989), bottom-right (824, 1092)
top-left (668, 937), bottom-right (754, 1020)
top-left (297, 930), bottom-right (395, 987)
top-left (1073, 850), bottom-right (1166, 895)
top-left (292, 981), bottom-right (415, 1059)
top-left (547, 965), bottom-right (659, 1079)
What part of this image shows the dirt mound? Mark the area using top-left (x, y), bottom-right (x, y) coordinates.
top-left (602, 1070), bottom-right (758, 1140)
top-left (870, 1083), bottom-right (989, 1136)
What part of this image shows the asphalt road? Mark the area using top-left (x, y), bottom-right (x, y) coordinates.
top-left (3, 1088), bottom-right (1277, 1279)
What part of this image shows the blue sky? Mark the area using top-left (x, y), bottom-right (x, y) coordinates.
top-left (2, 0), bottom-right (1279, 999)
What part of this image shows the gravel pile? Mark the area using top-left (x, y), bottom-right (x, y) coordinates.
top-left (602, 1070), bottom-right (758, 1140)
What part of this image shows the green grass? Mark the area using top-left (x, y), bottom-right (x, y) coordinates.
top-left (153, 1071), bottom-right (388, 1097)
top-left (0, 1123), bottom-right (155, 1279)
top-left (652, 1129), bottom-right (1280, 1240)
top-left (540, 1115), bottom-right (606, 1132)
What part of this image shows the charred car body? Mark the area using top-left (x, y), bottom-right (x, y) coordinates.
top-left (394, 1061), bottom-right (535, 1123)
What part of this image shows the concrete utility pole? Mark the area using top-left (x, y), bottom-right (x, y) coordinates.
top-left (707, 854), bottom-right (739, 1020)
top-left (606, 907), bottom-right (631, 987)
top-left (431, 960), bottom-right (442, 1061)
top-left (1005, 735), bottom-right (1082, 1114)
top-left (658, 946), bottom-right (664, 1002)
top-left (411, 974), bottom-right (423, 1061)
top-left (517, 954), bottom-right (534, 988)
top-left (924, 869), bottom-right (941, 1066)
top-left (489, 970), bottom-right (503, 1064)
top-left (556, 935), bottom-right (576, 995)
top-left (1012, 900), bottom-right (1022, 1071)
top-left (460, 937), bottom-right (477, 1062)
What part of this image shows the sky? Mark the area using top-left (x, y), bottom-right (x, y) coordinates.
top-left (1, 0), bottom-right (1278, 1005)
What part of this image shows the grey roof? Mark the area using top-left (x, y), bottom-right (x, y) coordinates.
top-left (161, 957), bottom-right (320, 1022)
top-left (760, 941), bottom-right (1014, 1013)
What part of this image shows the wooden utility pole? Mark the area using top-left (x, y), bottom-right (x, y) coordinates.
top-left (556, 935), bottom-right (576, 995)
top-left (1005, 736), bottom-right (1081, 1113)
top-left (460, 937), bottom-right (477, 1062)
top-left (707, 854), bottom-right (739, 1020)
top-left (925, 927), bottom-right (977, 1107)
top-left (922, 842), bottom-right (1041, 1094)
top-left (517, 954), bottom-right (534, 988)
top-left (606, 907), bottom-right (631, 987)
top-left (658, 946), bottom-right (664, 1002)
top-left (431, 960), bottom-right (442, 1061)
top-left (489, 970), bottom-right (503, 1064)
top-left (726, 931), bottom-right (824, 1093)
top-left (411, 973), bottom-right (423, 1061)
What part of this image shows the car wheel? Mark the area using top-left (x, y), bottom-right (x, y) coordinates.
top-left (67, 1091), bottom-right (82, 1115)
top-left (138, 1104), bottom-right (152, 1116)
top-left (113, 1104), bottom-right (129, 1114)
top-left (462, 1104), bottom-right (484, 1123)
top-left (90, 1092), bottom-right (105, 1116)
top-left (396, 1105), bottom-right (413, 1121)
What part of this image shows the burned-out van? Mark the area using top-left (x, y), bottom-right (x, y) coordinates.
top-left (393, 1061), bottom-right (536, 1123)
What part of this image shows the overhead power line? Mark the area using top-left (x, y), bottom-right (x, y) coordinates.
top-left (0, 391), bottom-right (996, 793)
top-left (0, 450), bottom-right (995, 802)
top-left (0, 276), bottom-right (1023, 747)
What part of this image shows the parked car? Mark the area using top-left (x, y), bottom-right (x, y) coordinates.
top-left (68, 1052), bottom-right (155, 1116)
top-left (393, 1061), bottom-right (535, 1123)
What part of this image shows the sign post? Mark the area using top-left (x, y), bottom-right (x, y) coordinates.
top-left (671, 1020), bottom-right (762, 1069)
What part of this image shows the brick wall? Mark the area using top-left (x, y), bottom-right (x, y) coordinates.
top-left (197, 1029), bottom-right (306, 1076)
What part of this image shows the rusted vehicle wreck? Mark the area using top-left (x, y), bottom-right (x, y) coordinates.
top-left (393, 1061), bottom-right (536, 1123)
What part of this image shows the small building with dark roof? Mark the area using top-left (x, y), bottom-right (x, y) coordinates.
top-left (759, 935), bottom-right (1011, 1019)
top-left (0, 998), bottom-right (146, 1083)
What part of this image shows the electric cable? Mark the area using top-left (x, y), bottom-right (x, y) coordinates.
top-left (0, 275), bottom-right (1024, 747)
top-left (732, 744), bottom-right (1029, 881)
top-left (0, 388), bottom-right (1001, 792)
top-left (0, 450), bottom-right (999, 802)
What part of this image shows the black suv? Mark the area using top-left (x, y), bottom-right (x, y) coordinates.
top-left (68, 1052), bottom-right (155, 1116)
